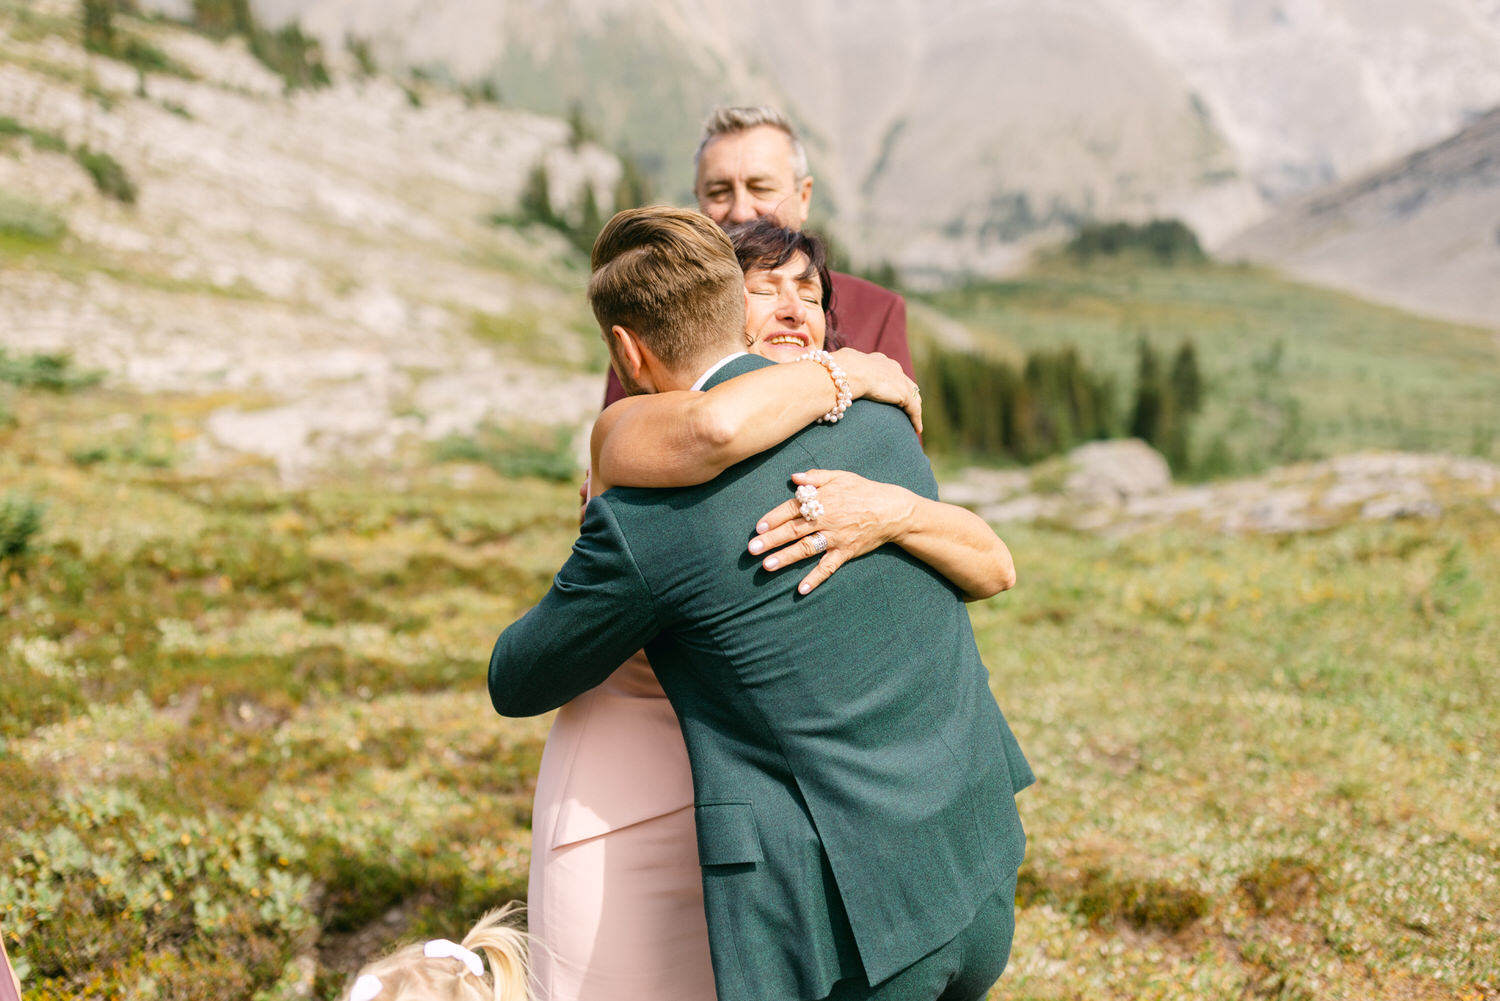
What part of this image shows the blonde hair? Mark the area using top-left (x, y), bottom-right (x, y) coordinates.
top-left (340, 903), bottom-right (529, 1001)
top-left (588, 206), bottom-right (746, 371)
top-left (695, 105), bottom-right (809, 180)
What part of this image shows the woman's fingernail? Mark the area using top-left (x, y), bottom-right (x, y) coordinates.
top-left (748, 540), bottom-right (763, 554)
top-left (757, 521), bottom-right (768, 534)
top-left (798, 582), bottom-right (811, 594)
top-left (765, 557), bottom-right (779, 570)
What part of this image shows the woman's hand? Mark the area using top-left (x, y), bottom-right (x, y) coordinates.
top-left (748, 469), bottom-right (916, 594)
top-left (831, 348), bottom-right (922, 435)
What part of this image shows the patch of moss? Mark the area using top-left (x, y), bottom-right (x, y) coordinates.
top-left (1236, 856), bottom-right (1321, 917)
top-left (1024, 863), bottom-right (1209, 934)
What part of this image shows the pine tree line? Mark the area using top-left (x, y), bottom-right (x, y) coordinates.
top-left (918, 346), bottom-right (1118, 463)
top-left (918, 339), bottom-right (1204, 469)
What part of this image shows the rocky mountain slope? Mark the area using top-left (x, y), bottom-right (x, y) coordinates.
top-left (1, 1), bottom-right (617, 480)
top-left (1224, 107), bottom-right (1500, 330)
top-left (210, 0), bottom-right (1500, 289)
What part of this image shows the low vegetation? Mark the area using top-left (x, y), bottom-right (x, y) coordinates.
top-left (431, 423), bottom-right (579, 482)
top-left (1, 114), bottom-right (138, 206)
top-left (0, 189), bottom-right (66, 245)
top-left (1, 363), bottom-right (1495, 1000)
top-left (0, 349), bottom-right (103, 392)
top-left (180, 0), bottom-right (329, 91)
top-left (82, 0), bottom-right (195, 80)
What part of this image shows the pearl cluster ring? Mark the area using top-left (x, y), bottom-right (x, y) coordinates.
top-left (796, 483), bottom-right (824, 524)
top-left (797, 349), bottom-right (852, 423)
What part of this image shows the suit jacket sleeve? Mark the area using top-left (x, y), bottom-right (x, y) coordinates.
top-left (829, 272), bottom-right (914, 380)
top-left (488, 496), bottom-right (660, 717)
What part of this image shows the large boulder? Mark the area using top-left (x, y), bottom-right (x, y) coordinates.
top-left (1063, 439), bottom-right (1172, 507)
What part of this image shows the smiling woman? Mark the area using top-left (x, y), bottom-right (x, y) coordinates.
top-left (730, 217), bottom-right (841, 358)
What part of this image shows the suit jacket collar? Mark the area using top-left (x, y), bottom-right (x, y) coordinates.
top-left (701, 352), bottom-right (772, 391)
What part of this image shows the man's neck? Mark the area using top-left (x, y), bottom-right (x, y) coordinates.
top-left (687, 350), bottom-right (750, 392)
top-left (652, 345), bottom-right (744, 393)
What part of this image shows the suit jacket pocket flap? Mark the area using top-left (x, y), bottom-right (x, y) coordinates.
top-left (695, 802), bottom-right (764, 866)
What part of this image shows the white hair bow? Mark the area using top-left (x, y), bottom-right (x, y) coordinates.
top-left (350, 974), bottom-right (384, 1001)
top-left (424, 938), bottom-right (485, 977)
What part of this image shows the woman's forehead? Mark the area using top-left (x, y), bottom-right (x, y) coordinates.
top-left (748, 252), bottom-right (818, 284)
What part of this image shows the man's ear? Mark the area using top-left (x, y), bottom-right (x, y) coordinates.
top-left (608, 324), bottom-right (657, 393)
top-left (793, 174), bottom-right (814, 227)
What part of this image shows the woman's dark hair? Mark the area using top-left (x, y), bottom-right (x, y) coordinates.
top-left (725, 219), bottom-right (840, 349)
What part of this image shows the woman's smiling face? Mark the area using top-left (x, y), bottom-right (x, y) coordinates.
top-left (743, 251), bottom-right (827, 363)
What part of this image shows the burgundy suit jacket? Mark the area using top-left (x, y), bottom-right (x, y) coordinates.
top-left (602, 271), bottom-right (911, 406)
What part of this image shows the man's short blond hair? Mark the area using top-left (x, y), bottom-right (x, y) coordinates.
top-left (588, 206), bottom-right (746, 371)
top-left (695, 105), bottom-right (809, 180)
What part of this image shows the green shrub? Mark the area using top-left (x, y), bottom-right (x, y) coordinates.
top-left (117, 35), bottom-right (187, 76)
top-left (81, 0), bottom-right (114, 52)
top-left (188, 0), bottom-right (327, 90)
top-left (0, 493), bottom-right (45, 559)
top-left (189, 0), bottom-right (254, 37)
top-left (0, 349), bottom-right (103, 391)
top-left (0, 116), bottom-right (68, 154)
top-left (249, 23), bottom-right (330, 91)
top-left (432, 424), bottom-right (578, 482)
top-left (0, 190), bottom-right (66, 244)
top-left (67, 415), bottom-right (175, 469)
top-left (73, 148), bottom-right (137, 204)
top-left (2, 787), bottom-right (315, 996)
top-left (345, 34), bottom-right (377, 77)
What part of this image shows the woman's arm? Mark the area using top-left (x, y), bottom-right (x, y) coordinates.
top-left (747, 469), bottom-right (1016, 601)
top-left (592, 350), bottom-right (920, 492)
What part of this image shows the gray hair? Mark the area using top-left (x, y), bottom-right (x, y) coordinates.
top-left (694, 105), bottom-right (810, 180)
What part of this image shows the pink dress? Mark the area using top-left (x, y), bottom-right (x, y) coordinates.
top-left (526, 650), bottom-right (716, 1000)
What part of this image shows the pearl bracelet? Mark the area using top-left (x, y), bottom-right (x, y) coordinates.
top-left (798, 349), bottom-right (852, 424)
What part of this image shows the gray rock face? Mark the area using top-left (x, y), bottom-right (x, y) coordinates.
top-left (1224, 107), bottom-right (1500, 329)
top-left (1, 7), bottom-right (612, 481)
top-left (946, 447), bottom-right (1500, 536)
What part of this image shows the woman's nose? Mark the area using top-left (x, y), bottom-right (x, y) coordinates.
top-left (777, 290), bottom-right (806, 323)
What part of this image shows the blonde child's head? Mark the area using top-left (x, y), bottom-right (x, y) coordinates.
top-left (340, 903), bottom-right (528, 1001)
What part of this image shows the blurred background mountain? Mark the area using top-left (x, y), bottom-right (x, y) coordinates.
top-left (215, 0), bottom-right (1500, 323)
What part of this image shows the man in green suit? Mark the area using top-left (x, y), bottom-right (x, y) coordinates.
top-left (490, 206), bottom-right (1032, 1001)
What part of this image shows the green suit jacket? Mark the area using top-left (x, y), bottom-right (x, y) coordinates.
top-left (491, 354), bottom-right (1033, 1001)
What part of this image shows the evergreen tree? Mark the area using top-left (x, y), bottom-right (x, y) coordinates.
top-left (519, 162), bottom-right (556, 227)
top-left (1170, 340), bottom-right (1203, 415)
top-left (571, 182), bottom-right (603, 255)
top-left (612, 151), bottom-right (654, 213)
top-left (83, 0), bottom-right (114, 53)
top-left (1129, 338), bottom-right (1165, 444)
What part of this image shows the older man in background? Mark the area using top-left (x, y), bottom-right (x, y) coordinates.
top-left (602, 105), bottom-right (912, 406)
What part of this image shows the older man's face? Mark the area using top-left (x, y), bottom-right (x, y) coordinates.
top-left (694, 125), bottom-right (813, 230)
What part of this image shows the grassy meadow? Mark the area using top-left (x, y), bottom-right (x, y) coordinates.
top-left (3, 360), bottom-right (1497, 1000)
top-left (914, 259), bottom-right (1500, 477)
